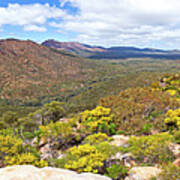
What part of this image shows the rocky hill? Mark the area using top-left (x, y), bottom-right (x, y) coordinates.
top-left (0, 39), bottom-right (101, 101)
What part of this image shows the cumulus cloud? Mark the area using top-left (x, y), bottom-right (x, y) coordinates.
top-left (24, 25), bottom-right (46, 32)
top-left (1, 1), bottom-right (180, 48)
top-left (0, 3), bottom-right (66, 32)
top-left (51, 0), bottom-right (180, 48)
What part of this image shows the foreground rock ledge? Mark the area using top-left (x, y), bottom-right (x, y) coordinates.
top-left (0, 165), bottom-right (111, 180)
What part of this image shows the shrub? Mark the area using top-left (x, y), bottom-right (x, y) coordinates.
top-left (158, 163), bottom-right (180, 180)
top-left (75, 106), bottom-right (114, 135)
top-left (0, 111), bottom-right (19, 129)
top-left (5, 152), bottom-right (48, 167)
top-left (55, 140), bottom-right (118, 173)
top-left (64, 144), bottom-right (107, 173)
top-left (0, 133), bottom-right (47, 167)
top-left (173, 130), bottom-right (180, 144)
top-left (157, 73), bottom-right (180, 98)
top-left (99, 87), bottom-right (180, 135)
top-left (29, 101), bottom-right (65, 125)
top-left (39, 120), bottom-right (76, 149)
top-left (164, 108), bottom-right (180, 130)
top-left (129, 133), bottom-right (174, 164)
top-left (82, 133), bottom-right (110, 145)
top-left (105, 164), bottom-right (128, 179)
top-left (39, 121), bottom-right (73, 140)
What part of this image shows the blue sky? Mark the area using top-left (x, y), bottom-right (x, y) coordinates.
top-left (0, 0), bottom-right (79, 42)
top-left (1, 0), bottom-right (180, 49)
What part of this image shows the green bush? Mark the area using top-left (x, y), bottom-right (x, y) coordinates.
top-left (158, 163), bottom-right (180, 180)
top-left (100, 87), bottom-right (180, 135)
top-left (173, 130), bottom-right (180, 144)
top-left (105, 164), bottom-right (128, 179)
top-left (129, 133), bottom-right (174, 164)
top-left (29, 101), bottom-right (65, 125)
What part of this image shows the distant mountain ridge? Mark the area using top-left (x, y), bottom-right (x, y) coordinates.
top-left (42, 39), bottom-right (180, 59)
top-left (42, 40), bottom-right (106, 57)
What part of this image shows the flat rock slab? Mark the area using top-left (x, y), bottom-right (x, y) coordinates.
top-left (0, 165), bottom-right (112, 180)
top-left (125, 167), bottom-right (161, 180)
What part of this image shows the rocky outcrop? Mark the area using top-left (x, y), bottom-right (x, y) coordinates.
top-left (125, 167), bottom-right (161, 180)
top-left (0, 165), bottom-right (112, 180)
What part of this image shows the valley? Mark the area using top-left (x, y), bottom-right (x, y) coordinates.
top-left (0, 38), bottom-right (179, 180)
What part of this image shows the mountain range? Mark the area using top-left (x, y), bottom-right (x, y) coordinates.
top-left (0, 38), bottom-right (180, 103)
top-left (42, 39), bottom-right (180, 59)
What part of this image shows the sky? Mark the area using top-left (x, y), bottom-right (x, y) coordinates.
top-left (1, 0), bottom-right (180, 49)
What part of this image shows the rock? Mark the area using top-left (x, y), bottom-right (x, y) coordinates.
top-left (110, 135), bottom-right (129, 147)
top-left (57, 152), bottom-right (65, 159)
top-left (173, 158), bottom-right (180, 167)
top-left (109, 152), bottom-right (136, 167)
top-left (169, 143), bottom-right (180, 158)
top-left (39, 142), bottom-right (59, 160)
top-left (0, 165), bottom-right (112, 180)
top-left (125, 167), bottom-right (161, 180)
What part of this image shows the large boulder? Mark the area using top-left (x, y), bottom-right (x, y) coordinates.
top-left (0, 165), bottom-right (112, 180)
top-left (125, 167), bottom-right (161, 180)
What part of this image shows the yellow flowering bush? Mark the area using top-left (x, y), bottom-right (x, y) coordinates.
top-left (0, 134), bottom-right (23, 157)
top-left (166, 89), bottom-right (178, 96)
top-left (39, 121), bottom-right (73, 140)
top-left (0, 133), bottom-right (47, 167)
top-left (76, 106), bottom-right (114, 134)
top-left (5, 152), bottom-right (48, 167)
top-left (64, 144), bottom-right (107, 173)
top-left (153, 73), bottom-right (180, 98)
top-left (129, 133), bottom-right (174, 164)
top-left (53, 139), bottom-right (119, 173)
top-left (82, 133), bottom-right (110, 145)
top-left (164, 108), bottom-right (180, 129)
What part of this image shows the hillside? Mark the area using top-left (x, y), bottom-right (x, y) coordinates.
top-left (42, 39), bottom-right (106, 57)
top-left (42, 39), bottom-right (180, 59)
top-left (1, 39), bottom-right (180, 108)
top-left (0, 39), bottom-right (103, 101)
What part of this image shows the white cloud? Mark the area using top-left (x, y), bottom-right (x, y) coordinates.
top-left (0, 3), bottom-right (67, 32)
top-left (50, 0), bottom-right (180, 48)
top-left (24, 25), bottom-right (46, 32)
top-left (1, 1), bottom-right (180, 48)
